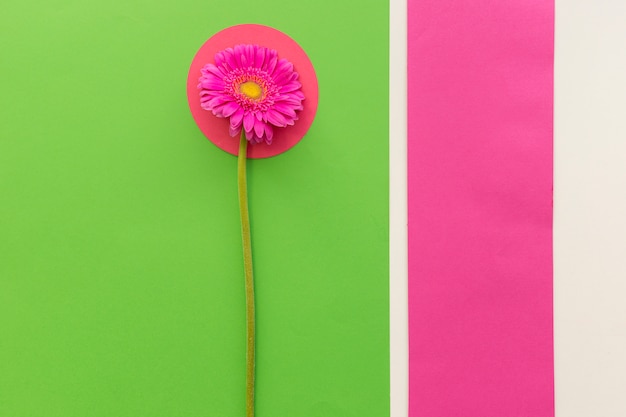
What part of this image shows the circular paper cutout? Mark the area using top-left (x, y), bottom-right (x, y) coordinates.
top-left (187, 24), bottom-right (319, 159)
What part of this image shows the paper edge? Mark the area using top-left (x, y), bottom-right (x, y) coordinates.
top-left (389, 0), bottom-right (408, 416)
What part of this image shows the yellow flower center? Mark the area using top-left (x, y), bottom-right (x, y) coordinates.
top-left (239, 81), bottom-right (263, 100)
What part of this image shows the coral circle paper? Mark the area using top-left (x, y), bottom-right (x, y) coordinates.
top-left (407, 0), bottom-right (555, 416)
top-left (187, 24), bottom-right (318, 158)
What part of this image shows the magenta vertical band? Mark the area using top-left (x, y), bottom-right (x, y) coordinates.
top-left (407, 1), bottom-right (554, 416)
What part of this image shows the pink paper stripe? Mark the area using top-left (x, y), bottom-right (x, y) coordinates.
top-left (407, 1), bottom-right (554, 416)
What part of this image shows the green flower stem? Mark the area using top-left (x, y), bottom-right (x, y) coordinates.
top-left (238, 131), bottom-right (255, 417)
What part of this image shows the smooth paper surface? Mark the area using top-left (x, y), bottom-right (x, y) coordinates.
top-left (0, 2), bottom-right (389, 416)
top-left (408, 1), bottom-right (554, 416)
top-left (553, 1), bottom-right (626, 415)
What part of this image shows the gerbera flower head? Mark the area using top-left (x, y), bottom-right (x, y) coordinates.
top-left (198, 44), bottom-right (305, 145)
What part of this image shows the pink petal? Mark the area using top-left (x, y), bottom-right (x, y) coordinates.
top-left (229, 124), bottom-right (241, 138)
top-left (225, 48), bottom-right (237, 70)
top-left (280, 81), bottom-right (302, 93)
top-left (272, 60), bottom-right (294, 84)
top-left (291, 91), bottom-right (305, 100)
top-left (254, 46), bottom-right (265, 69)
top-left (266, 109), bottom-right (288, 127)
top-left (204, 64), bottom-right (226, 78)
top-left (200, 78), bottom-right (225, 90)
top-left (210, 103), bottom-right (227, 116)
top-left (222, 102), bottom-right (240, 118)
top-left (214, 51), bottom-right (226, 68)
top-left (274, 94), bottom-right (302, 105)
top-left (266, 54), bottom-right (278, 74)
top-left (230, 108), bottom-right (245, 128)
top-left (207, 95), bottom-right (231, 109)
top-left (253, 118), bottom-right (265, 138)
top-left (243, 112), bottom-right (255, 132)
top-left (234, 45), bottom-right (246, 67)
top-left (245, 44), bottom-right (255, 66)
top-left (272, 58), bottom-right (292, 76)
top-left (261, 48), bottom-right (274, 71)
top-left (274, 103), bottom-right (297, 119)
top-left (264, 124), bottom-right (274, 144)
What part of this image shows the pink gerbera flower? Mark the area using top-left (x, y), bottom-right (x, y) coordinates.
top-left (198, 44), bottom-right (305, 145)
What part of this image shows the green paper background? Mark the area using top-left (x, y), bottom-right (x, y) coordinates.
top-left (0, 1), bottom-right (389, 416)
